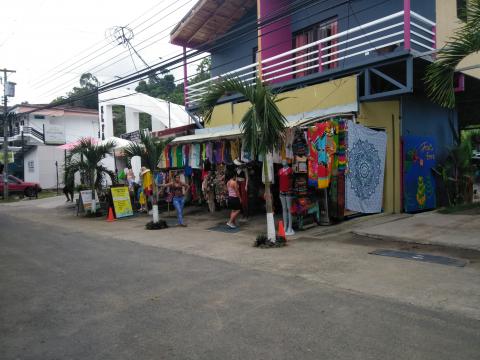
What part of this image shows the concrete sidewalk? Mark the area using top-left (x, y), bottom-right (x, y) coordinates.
top-left (354, 210), bottom-right (480, 252)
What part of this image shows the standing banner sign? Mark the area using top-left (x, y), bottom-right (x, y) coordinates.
top-left (79, 190), bottom-right (100, 212)
top-left (111, 186), bottom-right (133, 218)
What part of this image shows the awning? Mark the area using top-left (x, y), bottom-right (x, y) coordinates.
top-left (171, 112), bottom-right (355, 144)
top-left (101, 136), bottom-right (131, 150)
top-left (57, 137), bottom-right (98, 150)
top-left (171, 128), bottom-right (241, 144)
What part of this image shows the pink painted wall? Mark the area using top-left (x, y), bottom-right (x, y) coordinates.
top-left (259, 0), bottom-right (292, 83)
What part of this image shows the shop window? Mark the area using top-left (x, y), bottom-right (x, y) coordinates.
top-left (457, 0), bottom-right (467, 22)
top-left (292, 18), bottom-right (338, 78)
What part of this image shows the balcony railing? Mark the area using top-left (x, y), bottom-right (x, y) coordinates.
top-left (11, 126), bottom-right (45, 143)
top-left (186, 9), bottom-right (435, 107)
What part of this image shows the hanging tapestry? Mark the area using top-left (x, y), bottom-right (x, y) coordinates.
top-left (345, 121), bottom-right (387, 213)
top-left (230, 139), bottom-right (240, 161)
top-left (403, 136), bottom-right (436, 212)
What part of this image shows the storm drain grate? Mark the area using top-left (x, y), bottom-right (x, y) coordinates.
top-left (207, 224), bottom-right (242, 233)
top-left (369, 249), bottom-right (467, 267)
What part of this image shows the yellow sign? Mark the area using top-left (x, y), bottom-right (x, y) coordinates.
top-left (111, 186), bottom-right (133, 218)
top-left (0, 152), bottom-right (14, 164)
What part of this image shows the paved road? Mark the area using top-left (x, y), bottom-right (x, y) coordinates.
top-left (1, 214), bottom-right (479, 360)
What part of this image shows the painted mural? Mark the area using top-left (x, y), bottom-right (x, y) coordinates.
top-left (403, 136), bottom-right (436, 213)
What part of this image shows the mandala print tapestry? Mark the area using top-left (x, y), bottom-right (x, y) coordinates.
top-left (345, 121), bottom-right (387, 213)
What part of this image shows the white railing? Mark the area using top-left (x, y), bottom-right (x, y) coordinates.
top-left (186, 9), bottom-right (436, 107)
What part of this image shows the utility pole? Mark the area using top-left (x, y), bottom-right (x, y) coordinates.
top-left (2, 68), bottom-right (16, 200)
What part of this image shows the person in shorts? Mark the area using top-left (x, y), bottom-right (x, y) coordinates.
top-left (226, 173), bottom-right (242, 228)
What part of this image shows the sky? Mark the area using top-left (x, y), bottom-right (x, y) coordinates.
top-left (0, 0), bottom-right (201, 105)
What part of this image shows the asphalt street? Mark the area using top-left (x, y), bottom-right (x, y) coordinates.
top-left (1, 213), bottom-right (479, 360)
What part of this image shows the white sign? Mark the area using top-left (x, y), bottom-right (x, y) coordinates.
top-left (44, 125), bottom-right (66, 144)
top-left (80, 190), bottom-right (100, 211)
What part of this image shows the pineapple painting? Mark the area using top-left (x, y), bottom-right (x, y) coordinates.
top-left (416, 176), bottom-right (426, 208)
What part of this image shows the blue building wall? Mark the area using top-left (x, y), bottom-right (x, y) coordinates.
top-left (209, 0), bottom-right (436, 78)
top-left (210, 9), bottom-right (258, 77)
top-left (401, 95), bottom-right (458, 161)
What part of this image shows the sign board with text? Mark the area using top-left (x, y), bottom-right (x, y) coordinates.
top-left (44, 125), bottom-right (66, 145)
top-left (79, 190), bottom-right (100, 212)
top-left (111, 186), bottom-right (133, 218)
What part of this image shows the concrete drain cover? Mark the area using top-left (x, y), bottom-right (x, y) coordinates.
top-left (207, 224), bottom-right (242, 233)
top-left (369, 249), bottom-right (467, 267)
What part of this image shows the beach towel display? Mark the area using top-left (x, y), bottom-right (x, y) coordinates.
top-left (345, 121), bottom-right (387, 213)
top-left (307, 125), bottom-right (320, 187)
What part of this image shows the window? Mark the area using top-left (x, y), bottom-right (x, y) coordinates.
top-left (457, 0), bottom-right (467, 21)
top-left (292, 18), bottom-right (338, 78)
top-left (34, 114), bottom-right (45, 119)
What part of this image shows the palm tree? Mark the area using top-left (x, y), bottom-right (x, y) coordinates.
top-left (66, 137), bottom-right (116, 213)
top-left (200, 76), bottom-right (287, 241)
top-left (124, 131), bottom-right (170, 224)
top-left (425, 0), bottom-right (480, 108)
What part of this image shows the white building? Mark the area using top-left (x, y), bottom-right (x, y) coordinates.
top-left (99, 88), bottom-right (193, 178)
top-left (9, 104), bottom-right (99, 189)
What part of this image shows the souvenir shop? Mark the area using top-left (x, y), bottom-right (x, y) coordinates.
top-left (160, 115), bottom-right (388, 230)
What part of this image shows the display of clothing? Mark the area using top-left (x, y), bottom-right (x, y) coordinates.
top-left (345, 120), bottom-right (387, 213)
top-left (307, 125), bottom-right (320, 187)
top-left (176, 146), bottom-right (183, 167)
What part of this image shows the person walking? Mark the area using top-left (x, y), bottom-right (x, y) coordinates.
top-left (162, 174), bottom-right (189, 227)
top-left (226, 173), bottom-right (242, 229)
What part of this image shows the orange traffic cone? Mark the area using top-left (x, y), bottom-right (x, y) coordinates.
top-left (277, 220), bottom-right (286, 241)
top-left (107, 207), bottom-right (116, 222)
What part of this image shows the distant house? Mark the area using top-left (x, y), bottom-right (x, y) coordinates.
top-left (9, 104), bottom-right (99, 189)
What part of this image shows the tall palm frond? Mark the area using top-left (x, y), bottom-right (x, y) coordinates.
top-left (123, 131), bottom-right (170, 170)
top-left (425, 0), bottom-right (480, 108)
top-left (200, 76), bottom-right (287, 155)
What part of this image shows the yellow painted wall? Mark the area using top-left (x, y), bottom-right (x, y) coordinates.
top-left (206, 76), bottom-right (357, 128)
top-left (357, 101), bottom-right (401, 214)
top-left (436, 0), bottom-right (480, 79)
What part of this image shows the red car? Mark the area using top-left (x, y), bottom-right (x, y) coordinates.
top-left (0, 175), bottom-right (42, 198)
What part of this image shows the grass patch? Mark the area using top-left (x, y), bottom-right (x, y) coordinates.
top-left (438, 202), bottom-right (480, 214)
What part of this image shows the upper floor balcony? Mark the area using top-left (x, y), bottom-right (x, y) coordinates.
top-left (179, 5), bottom-right (436, 109)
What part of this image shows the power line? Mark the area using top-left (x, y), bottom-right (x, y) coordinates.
top-left (32, 0), bottom-right (395, 112)
top-left (35, 0), bottom-right (329, 100)
top-left (33, 0), bottom-right (194, 98)
top-left (30, 0), bottom-right (194, 88)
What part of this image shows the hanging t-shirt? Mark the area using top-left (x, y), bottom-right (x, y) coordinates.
top-left (176, 146), bottom-right (183, 167)
top-left (278, 166), bottom-right (293, 193)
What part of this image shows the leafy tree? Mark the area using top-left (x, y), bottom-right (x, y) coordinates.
top-left (425, 0), bottom-right (480, 108)
top-left (200, 76), bottom-right (287, 242)
top-left (65, 138), bottom-right (116, 213)
top-left (124, 132), bottom-right (170, 224)
top-left (135, 57), bottom-right (211, 105)
top-left (51, 73), bottom-right (99, 109)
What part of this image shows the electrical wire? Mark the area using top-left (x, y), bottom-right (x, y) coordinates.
top-left (35, 0), bottom-right (337, 99)
top-left (31, 0), bottom-right (395, 112)
top-left (30, 0), bottom-right (195, 88)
